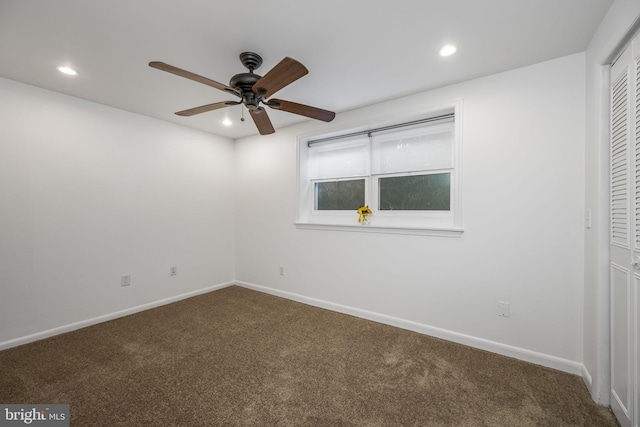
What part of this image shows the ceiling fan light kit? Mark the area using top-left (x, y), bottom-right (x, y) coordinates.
top-left (149, 52), bottom-right (336, 135)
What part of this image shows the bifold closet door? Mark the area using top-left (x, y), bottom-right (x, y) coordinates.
top-left (609, 31), bottom-right (640, 427)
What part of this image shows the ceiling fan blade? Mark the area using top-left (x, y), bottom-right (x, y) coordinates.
top-left (149, 61), bottom-right (240, 97)
top-left (252, 57), bottom-right (308, 98)
top-left (250, 108), bottom-right (275, 135)
top-left (269, 99), bottom-right (335, 122)
top-left (175, 101), bottom-right (239, 116)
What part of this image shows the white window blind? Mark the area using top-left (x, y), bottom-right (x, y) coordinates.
top-left (308, 137), bottom-right (369, 180)
top-left (371, 122), bottom-right (454, 175)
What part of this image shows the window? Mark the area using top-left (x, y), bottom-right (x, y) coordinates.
top-left (315, 179), bottom-right (365, 210)
top-left (297, 104), bottom-right (463, 236)
top-left (378, 173), bottom-right (450, 211)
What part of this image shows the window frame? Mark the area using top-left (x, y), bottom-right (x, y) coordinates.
top-left (296, 102), bottom-right (463, 237)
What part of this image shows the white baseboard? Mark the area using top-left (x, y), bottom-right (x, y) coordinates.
top-left (236, 281), bottom-right (585, 376)
top-left (0, 281), bottom-right (235, 351)
top-left (582, 365), bottom-right (594, 394)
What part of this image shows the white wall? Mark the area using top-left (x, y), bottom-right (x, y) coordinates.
top-left (0, 77), bottom-right (236, 346)
top-left (584, 0), bottom-right (640, 405)
top-left (235, 54), bottom-right (586, 372)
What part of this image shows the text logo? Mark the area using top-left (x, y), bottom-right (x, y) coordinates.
top-left (0, 405), bottom-right (69, 427)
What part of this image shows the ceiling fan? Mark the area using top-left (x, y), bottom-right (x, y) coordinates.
top-left (149, 52), bottom-right (336, 135)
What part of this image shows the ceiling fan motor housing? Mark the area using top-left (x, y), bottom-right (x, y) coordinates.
top-left (229, 72), bottom-right (262, 110)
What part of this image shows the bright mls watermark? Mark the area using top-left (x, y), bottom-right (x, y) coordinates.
top-left (0, 405), bottom-right (68, 426)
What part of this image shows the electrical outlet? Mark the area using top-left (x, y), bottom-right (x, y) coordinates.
top-left (498, 301), bottom-right (510, 317)
top-left (121, 274), bottom-right (131, 287)
top-left (279, 266), bottom-right (284, 276)
top-left (170, 266), bottom-right (177, 276)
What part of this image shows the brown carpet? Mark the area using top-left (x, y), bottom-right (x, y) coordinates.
top-left (0, 286), bottom-right (618, 426)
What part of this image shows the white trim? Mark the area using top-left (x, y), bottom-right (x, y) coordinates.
top-left (294, 221), bottom-right (464, 237)
top-left (602, 14), bottom-right (640, 65)
top-left (612, 389), bottom-right (632, 427)
top-left (0, 281), bottom-right (235, 351)
top-left (236, 280), bottom-right (584, 375)
top-left (582, 364), bottom-right (594, 394)
top-left (594, 63), bottom-right (613, 405)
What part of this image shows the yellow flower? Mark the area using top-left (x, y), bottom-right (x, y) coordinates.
top-left (356, 206), bottom-right (372, 223)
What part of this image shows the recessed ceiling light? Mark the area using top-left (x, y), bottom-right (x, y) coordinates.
top-left (57, 66), bottom-right (78, 76)
top-left (439, 45), bottom-right (457, 57)
top-left (222, 119), bottom-right (232, 126)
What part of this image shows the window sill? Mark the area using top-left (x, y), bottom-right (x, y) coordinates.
top-left (294, 222), bottom-right (464, 237)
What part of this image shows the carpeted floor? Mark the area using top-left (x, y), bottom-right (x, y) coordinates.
top-left (0, 286), bottom-right (618, 426)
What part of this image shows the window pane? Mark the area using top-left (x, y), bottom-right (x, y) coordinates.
top-left (315, 180), bottom-right (365, 210)
top-left (379, 173), bottom-right (450, 211)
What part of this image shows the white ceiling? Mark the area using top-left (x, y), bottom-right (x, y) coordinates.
top-left (0, 0), bottom-right (613, 139)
